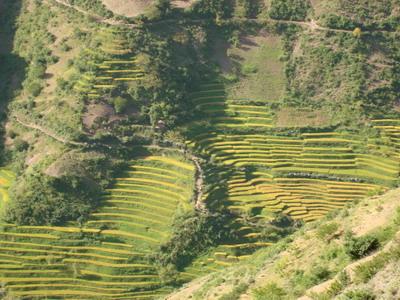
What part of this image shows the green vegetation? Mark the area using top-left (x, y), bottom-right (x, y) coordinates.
top-left (269, 0), bottom-right (311, 21)
top-left (0, 154), bottom-right (197, 298)
top-left (69, 0), bottom-right (113, 18)
top-left (1, 0), bottom-right (400, 298)
top-left (253, 282), bottom-right (287, 300)
top-left (344, 233), bottom-right (380, 259)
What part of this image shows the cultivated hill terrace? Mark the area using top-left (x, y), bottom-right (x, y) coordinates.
top-left (0, 0), bottom-right (399, 299)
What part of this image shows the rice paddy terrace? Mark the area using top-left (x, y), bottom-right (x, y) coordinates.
top-left (2, 20), bottom-right (400, 299)
top-left (74, 28), bottom-right (144, 99)
top-left (179, 80), bottom-right (400, 268)
top-left (0, 169), bottom-right (15, 213)
top-left (0, 155), bottom-right (195, 299)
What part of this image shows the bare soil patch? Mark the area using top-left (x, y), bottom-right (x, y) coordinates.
top-left (165, 276), bottom-right (210, 300)
top-left (102, 0), bottom-right (153, 17)
top-left (83, 102), bottom-right (116, 129)
top-left (211, 39), bottom-right (234, 73)
top-left (275, 107), bottom-right (333, 128)
top-left (351, 191), bottom-right (400, 237)
top-left (172, 0), bottom-right (195, 9)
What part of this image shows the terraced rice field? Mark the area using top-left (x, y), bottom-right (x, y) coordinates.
top-left (74, 29), bottom-right (144, 98)
top-left (191, 82), bottom-right (274, 128)
top-left (175, 82), bottom-right (400, 274)
top-left (187, 81), bottom-right (400, 222)
top-left (0, 168), bottom-right (14, 212)
top-left (0, 155), bottom-right (195, 299)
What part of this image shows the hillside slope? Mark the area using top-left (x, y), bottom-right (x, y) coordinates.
top-left (167, 188), bottom-right (400, 299)
top-left (0, 0), bottom-right (400, 299)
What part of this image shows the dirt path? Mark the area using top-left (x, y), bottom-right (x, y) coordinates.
top-left (14, 116), bottom-right (208, 206)
top-left (52, 0), bottom-right (135, 27)
top-left (51, 0), bottom-right (396, 35)
top-left (13, 116), bottom-right (87, 147)
top-left (299, 236), bottom-right (399, 299)
top-left (190, 155), bottom-right (206, 212)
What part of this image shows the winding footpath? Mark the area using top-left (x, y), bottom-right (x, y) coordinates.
top-left (14, 117), bottom-right (207, 211)
top-left (51, 0), bottom-right (396, 34)
top-left (13, 116), bottom-right (87, 147)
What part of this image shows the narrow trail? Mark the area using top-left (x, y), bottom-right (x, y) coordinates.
top-left (190, 155), bottom-right (207, 212)
top-left (13, 116), bottom-right (87, 147)
top-left (14, 117), bottom-right (207, 208)
top-left (51, 0), bottom-right (395, 34)
top-left (299, 234), bottom-right (399, 300)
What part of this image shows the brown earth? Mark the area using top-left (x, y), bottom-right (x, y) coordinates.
top-left (102, 0), bottom-right (153, 17)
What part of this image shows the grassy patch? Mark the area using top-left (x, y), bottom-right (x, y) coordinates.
top-left (227, 32), bottom-right (285, 101)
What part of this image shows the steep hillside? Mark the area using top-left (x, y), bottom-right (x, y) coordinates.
top-left (0, 0), bottom-right (399, 299)
top-left (167, 188), bottom-right (400, 299)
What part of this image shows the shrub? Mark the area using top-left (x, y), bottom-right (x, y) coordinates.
top-left (153, 211), bottom-right (239, 275)
top-left (344, 233), bottom-right (380, 259)
top-left (220, 283), bottom-right (249, 300)
top-left (113, 96), bottom-right (129, 114)
top-left (5, 169), bottom-right (102, 226)
top-left (69, 0), bottom-right (113, 18)
top-left (252, 282), bottom-right (286, 300)
top-left (325, 271), bottom-right (350, 297)
top-left (309, 265), bottom-right (331, 283)
top-left (354, 251), bottom-right (391, 283)
top-left (316, 222), bottom-right (339, 241)
top-left (269, 0), bottom-right (311, 21)
top-left (242, 63), bottom-right (258, 75)
top-left (26, 81), bottom-right (42, 97)
top-left (13, 138), bottom-right (29, 152)
top-left (344, 289), bottom-right (375, 300)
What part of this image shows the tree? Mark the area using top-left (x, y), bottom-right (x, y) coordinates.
top-left (113, 96), bottom-right (129, 114)
top-left (155, 0), bottom-right (171, 17)
top-left (5, 171), bottom-right (101, 226)
top-left (353, 27), bottom-right (362, 38)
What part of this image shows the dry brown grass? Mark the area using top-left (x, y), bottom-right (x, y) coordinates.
top-left (102, 0), bottom-right (153, 17)
top-left (102, 0), bottom-right (195, 16)
top-left (275, 107), bottom-right (333, 128)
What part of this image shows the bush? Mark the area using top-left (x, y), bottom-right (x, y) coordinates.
top-left (354, 251), bottom-right (391, 283)
top-left (69, 0), bottom-right (113, 18)
top-left (344, 289), bottom-right (375, 300)
top-left (153, 211), bottom-right (239, 275)
top-left (6, 152), bottom-right (119, 225)
top-left (309, 265), bottom-right (331, 283)
top-left (344, 233), bottom-right (380, 259)
top-left (113, 96), bottom-right (129, 114)
top-left (13, 138), bottom-right (29, 152)
top-left (316, 222), bottom-right (339, 240)
top-left (242, 63), bottom-right (258, 75)
top-left (252, 282), bottom-right (286, 300)
top-left (5, 171), bottom-right (101, 226)
top-left (269, 0), bottom-right (311, 21)
top-left (26, 81), bottom-right (42, 97)
top-left (220, 283), bottom-right (248, 300)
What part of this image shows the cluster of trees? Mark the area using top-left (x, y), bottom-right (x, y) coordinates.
top-left (190, 0), bottom-right (235, 20)
top-left (319, 0), bottom-right (399, 31)
top-left (14, 2), bottom-right (58, 97)
top-left (5, 171), bottom-right (98, 225)
top-left (282, 26), bottom-right (400, 123)
top-left (5, 153), bottom-right (124, 226)
top-left (69, 0), bottom-right (113, 18)
top-left (268, 0), bottom-right (311, 21)
top-left (153, 211), bottom-right (239, 283)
